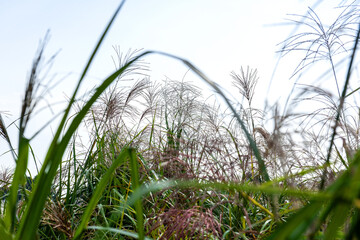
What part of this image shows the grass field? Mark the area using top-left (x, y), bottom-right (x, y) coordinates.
top-left (1, 1), bottom-right (360, 239)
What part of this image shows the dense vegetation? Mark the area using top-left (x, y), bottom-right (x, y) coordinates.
top-left (1, 1), bottom-right (360, 239)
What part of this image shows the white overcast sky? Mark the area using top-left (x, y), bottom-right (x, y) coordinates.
top-left (1, 0), bottom-right (346, 173)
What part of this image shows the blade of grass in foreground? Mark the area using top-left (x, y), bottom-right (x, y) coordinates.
top-left (125, 180), bottom-right (327, 208)
top-left (3, 137), bottom-right (29, 235)
top-left (266, 202), bottom-right (323, 240)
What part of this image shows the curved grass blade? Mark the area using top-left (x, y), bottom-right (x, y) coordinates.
top-left (4, 137), bottom-right (29, 234)
top-left (324, 202), bottom-right (351, 240)
top-left (125, 179), bottom-right (328, 212)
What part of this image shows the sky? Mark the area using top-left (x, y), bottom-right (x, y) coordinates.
top-left (0, 0), bottom-right (344, 174)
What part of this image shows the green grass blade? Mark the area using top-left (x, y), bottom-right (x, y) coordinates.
top-left (266, 201), bottom-right (323, 240)
top-left (128, 148), bottom-right (144, 240)
top-left (4, 137), bottom-right (29, 234)
top-left (148, 109), bottom-right (156, 147)
top-left (126, 179), bottom-right (327, 207)
top-left (125, 180), bottom-right (176, 210)
top-left (324, 202), bottom-right (350, 240)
